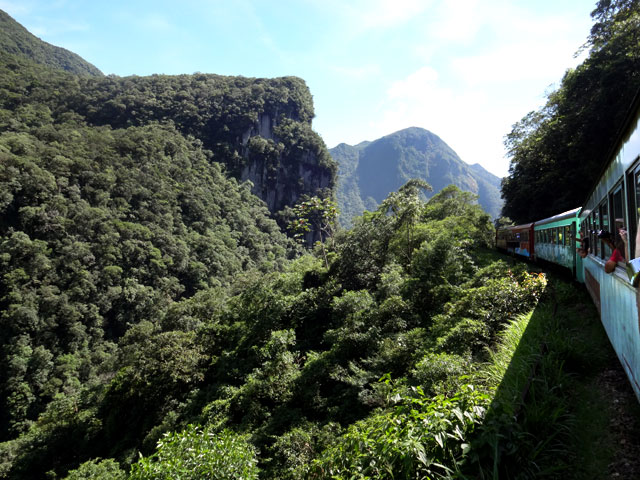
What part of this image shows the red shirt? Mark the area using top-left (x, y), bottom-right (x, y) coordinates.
top-left (609, 248), bottom-right (625, 264)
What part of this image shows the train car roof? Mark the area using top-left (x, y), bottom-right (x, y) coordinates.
top-left (500, 222), bottom-right (533, 231)
top-left (534, 207), bottom-right (581, 227)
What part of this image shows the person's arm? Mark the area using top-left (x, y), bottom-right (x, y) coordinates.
top-left (605, 258), bottom-right (617, 273)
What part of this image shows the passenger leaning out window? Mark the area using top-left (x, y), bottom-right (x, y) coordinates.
top-left (599, 229), bottom-right (626, 274)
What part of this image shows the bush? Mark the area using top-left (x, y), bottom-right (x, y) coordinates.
top-left (62, 459), bottom-right (126, 480)
top-left (307, 384), bottom-right (489, 479)
top-left (410, 352), bottom-right (472, 395)
top-left (129, 425), bottom-right (259, 480)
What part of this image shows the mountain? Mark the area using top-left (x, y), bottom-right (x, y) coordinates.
top-left (0, 9), bottom-right (102, 76)
top-left (331, 127), bottom-right (503, 226)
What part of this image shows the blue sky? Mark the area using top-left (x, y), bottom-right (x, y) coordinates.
top-left (1, 0), bottom-right (595, 177)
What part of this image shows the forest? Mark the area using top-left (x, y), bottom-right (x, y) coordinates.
top-left (501, 0), bottom-right (640, 223)
top-left (0, 1), bottom-right (639, 479)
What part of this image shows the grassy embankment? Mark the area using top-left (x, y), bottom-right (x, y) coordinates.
top-left (480, 252), bottom-right (640, 478)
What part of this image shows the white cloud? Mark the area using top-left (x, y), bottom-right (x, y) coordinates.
top-left (428, 0), bottom-right (482, 44)
top-left (328, 63), bottom-right (381, 80)
top-left (369, 65), bottom-right (520, 177)
top-left (141, 14), bottom-right (173, 32)
top-left (359, 0), bottom-right (433, 29)
top-left (0, 0), bottom-right (32, 16)
top-left (303, 0), bottom-right (433, 32)
top-left (356, 1), bottom-right (594, 177)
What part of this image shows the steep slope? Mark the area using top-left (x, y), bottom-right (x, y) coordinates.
top-left (331, 127), bottom-right (503, 226)
top-left (0, 9), bottom-right (102, 76)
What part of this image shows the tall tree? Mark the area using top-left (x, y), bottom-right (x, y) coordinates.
top-left (378, 178), bottom-right (433, 266)
top-left (501, 0), bottom-right (640, 223)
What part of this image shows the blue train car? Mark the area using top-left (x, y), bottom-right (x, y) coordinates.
top-left (533, 208), bottom-right (584, 283)
top-left (578, 90), bottom-right (640, 401)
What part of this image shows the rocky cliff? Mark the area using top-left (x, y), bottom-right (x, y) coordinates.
top-left (240, 113), bottom-right (334, 214)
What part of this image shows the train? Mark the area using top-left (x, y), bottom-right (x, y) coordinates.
top-left (497, 90), bottom-right (640, 402)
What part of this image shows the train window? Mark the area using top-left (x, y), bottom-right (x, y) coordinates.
top-left (564, 225), bottom-right (571, 246)
top-left (626, 165), bottom-right (640, 260)
top-left (600, 200), bottom-right (611, 260)
top-left (558, 227), bottom-right (564, 245)
top-left (610, 184), bottom-right (626, 263)
top-left (552, 228), bottom-right (558, 244)
top-left (592, 211), bottom-right (599, 256)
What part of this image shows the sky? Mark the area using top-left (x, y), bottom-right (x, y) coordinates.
top-left (1, 0), bottom-right (596, 178)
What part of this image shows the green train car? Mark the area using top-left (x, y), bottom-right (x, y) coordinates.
top-left (533, 208), bottom-right (584, 283)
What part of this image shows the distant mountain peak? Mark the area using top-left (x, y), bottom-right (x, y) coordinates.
top-left (330, 127), bottom-right (504, 226)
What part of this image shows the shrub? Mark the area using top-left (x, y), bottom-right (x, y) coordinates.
top-left (62, 459), bottom-right (126, 480)
top-left (129, 425), bottom-right (259, 480)
top-left (410, 352), bottom-right (472, 395)
top-left (307, 384), bottom-right (489, 479)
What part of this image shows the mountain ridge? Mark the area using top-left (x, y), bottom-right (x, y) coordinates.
top-left (0, 9), bottom-right (102, 76)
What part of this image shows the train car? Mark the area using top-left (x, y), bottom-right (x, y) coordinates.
top-left (496, 223), bottom-right (534, 259)
top-left (577, 89), bottom-right (640, 401)
top-left (533, 208), bottom-right (584, 283)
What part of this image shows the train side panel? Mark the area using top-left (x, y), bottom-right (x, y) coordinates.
top-left (582, 258), bottom-right (640, 397)
top-left (533, 208), bottom-right (583, 283)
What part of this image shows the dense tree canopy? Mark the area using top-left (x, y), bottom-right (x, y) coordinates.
top-left (501, 0), bottom-right (640, 223)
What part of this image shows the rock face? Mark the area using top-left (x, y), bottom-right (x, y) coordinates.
top-left (240, 113), bottom-right (334, 214)
top-left (331, 127), bottom-right (503, 226)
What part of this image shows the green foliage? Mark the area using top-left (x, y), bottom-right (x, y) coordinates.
top-left (307, 383), bottom-right (490, 479)
top-left (288, 196), bottom-right (338, 266)
top-left (378, 178), bottom-right (432, 266)
top-left (410, 352), bottom-right (472, 396)
top-left (0, 16), bottom-right (613, 478)
top-left (288, 196), bottom-right (338, 243)
top-left (430, 266), bottom-right (547, 356)
top-left (129, 425), bottom-right (259, 480)
top-left (62, 459), bottom-right (126, 480)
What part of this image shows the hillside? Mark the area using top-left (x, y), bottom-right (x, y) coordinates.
top-left (0, 9), bottom-right (102, 76)
top-left (331, 127), bottom-right (503, 226)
